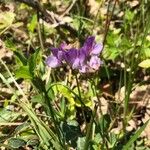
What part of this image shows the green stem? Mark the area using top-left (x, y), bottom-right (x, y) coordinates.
top-left (102, 0), bottom-right (117, 47)
top-left (37, 11), bottom-right (44, 51)
top-left (75, 74), bottom-right (85, 106)
top-left (90, 77), bottom-right (103, 116)
top-left (75, 74), bottom-right (81, 99)
top-left (83, 106), bottom-right (97, 150)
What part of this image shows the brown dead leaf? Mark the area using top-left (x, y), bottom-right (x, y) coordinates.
top-left (87, 0), bottom-right (100, 16)
top-left (0, 39), bottom-right (6, 59)
top-left (141, 113), bottom-right (150, 140)
top-left (0, 2), bottom-right (15, 13)
top-left (115, 85), bottom-right (150, 140)
top-left (115, 85), bottom-right (150, 103)
top-left (0, 39), bottom-right (13, 59)
top-left (127, 0), bottom-right (139, 8)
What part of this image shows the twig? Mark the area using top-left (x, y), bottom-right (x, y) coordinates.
top-left (60, 0), bottom-right (77, 17)
top-left (102, 0), bottom-right (118, 48)
top-left (0, 122), bottom-right (23, 126)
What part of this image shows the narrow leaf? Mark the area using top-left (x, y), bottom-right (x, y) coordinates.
top-left (28, 48), bottom-right (40, 74)
top-left (14, 51), bottom-right (27, 65)
top-left (123, 120), bottom-right (149, 150)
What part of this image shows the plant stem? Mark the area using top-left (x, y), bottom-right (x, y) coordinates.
top-left (75, 74), bottom-right (85, 106)
top-left (102, 0), bottom-right (117, 49)
top-left (83, 105), bottom-right (97, 150)
top-left (90, 76), bottom-right (103, 116)
top-left (37, 11), bottom-right (45, 51)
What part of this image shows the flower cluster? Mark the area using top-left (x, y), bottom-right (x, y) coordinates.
top-left (46, 36), bottom-right (103, 73)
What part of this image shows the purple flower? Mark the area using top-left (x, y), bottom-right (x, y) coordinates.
top-left (83, 36), bottom-right (103, 55)
top-left (78, 56), bottom-right (102, 73)
top-left (46, 36), bottom-right (103, 73)
top-left (88, 56), bottom-right (101, 70)
top-left (77, 36), bottom-right (103, 73)
top-left (46, 42), bottom-right (74, 68)
top-left (46, 56), bottom-right (60, 68)
top-left (46, 47), bottom-right (64, 68)
top-left (64, 47), bottom-right (86, 69)
top-left (64, 48), bottom-right (78, 67)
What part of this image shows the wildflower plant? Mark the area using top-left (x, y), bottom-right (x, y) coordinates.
top-left (45, 36), bottom-right (105, 148)
top-left (0, 0), bottom-right (150, 150)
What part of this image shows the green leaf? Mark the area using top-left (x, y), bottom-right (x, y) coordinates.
top-left (52, 84), bottom-right (75, 105)
top-left (15, 66), bottom-right (33, 79)
top-left (106, 32), bottom-right (121, 47)
top-left (108, 133), bottom-right (118, 148)
top-left (144, 48), bottom-right (150, 58)
top-left (28, 48), bottom-right (40, 74)
top-left (14, 51), bottom-right (27, 65)
top-left (5, 39), bottom-right (17, 51)
top-left (103, 47), bottom-right (119, 60)
top-left (98, 114), bottom-right (111, 135)
top-left (28, 14), bottom-right (37, 33)
top-left (0, 109), bottom-right (20, 123)
top-left (123, 120), bottom-right (149, 150)
top-left (20, 103), bottom-right (62, 149)
top-left (62, 121), bottom-right (81, 148)
top-left (8, 138), bottom-right (26, 149)
top-left (15, 122), bottom-right (30, 134)
top-left (27, 139), bottom-right (39, 146)
top-left (77, 137), bottom-right (86, 150)
top-left (31, 94), bottom-right (46, 107)
top-left (125, 10), bottom-right (134, 21)
top-left (138, 59), bottom-right (150, 68)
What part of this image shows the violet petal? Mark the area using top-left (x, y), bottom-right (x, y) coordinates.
top-left (83, 36), bottom-right (95, 54)
top-left (79, 65), bottom-right (89, 73)
top-left (83, 36), bottom-right (95, 49)
top-left (60, 42), bottom-right (68, 49)
top-left (89, 56), bottom-right (101, 70)
top-left (64, 48), bottom-right (78, 65)
top-left (72, 57), bottom-right (80, 69)
top-left (78, 48), bottom-right (86, 64)
top-left (57, 50), bottom-right (65, 61)
top-left (51, 48), bottom-right (59, 57)
top-left (46, 56), bottom-right (60, 68)
top-left (90, 43), bottom-right (103, 55)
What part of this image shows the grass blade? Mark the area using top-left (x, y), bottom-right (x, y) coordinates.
top-left (123, 119), bottom-right (149, 150)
